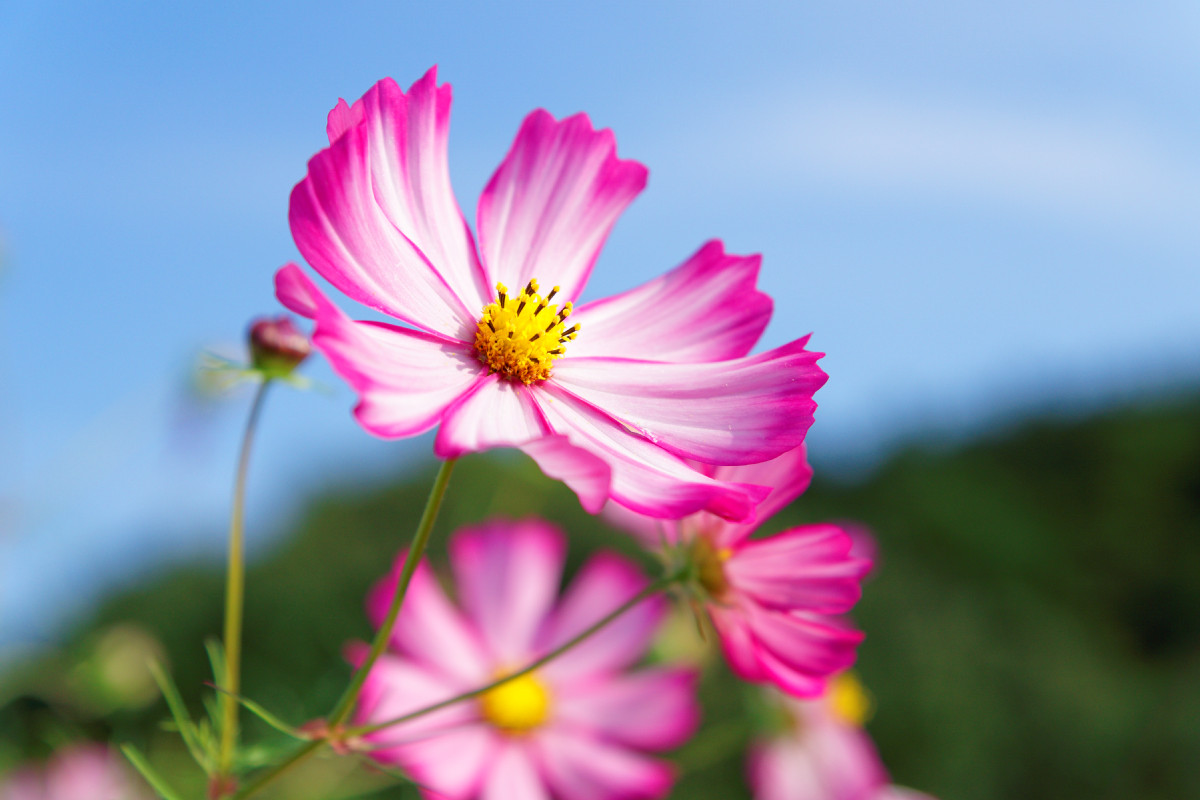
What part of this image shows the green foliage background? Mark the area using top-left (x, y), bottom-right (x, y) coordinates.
top-left (3, 395), bottom-right (1199, 798)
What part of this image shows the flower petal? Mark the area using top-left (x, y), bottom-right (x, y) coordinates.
top-left (356, 654), bottom-right (477, 746)
top-left (434, 375), bottom-right (550, 459)
top-left (477, 109), bottom-right (647, 302)
top-left (372, 725), bottom-right (499, 800)
top-left (367, 558), bottom-right (491, 685)
top-left (536, 552), bottom-right (664, 681)
top-left (711, 445), bottom-right (814, 543)
top-left (551, 338), bottom-right (826, 467)
top-left (482, 743), bottom-right (551, 800)
top-left (748, 738), bottom-right (826, 800)
top-left (741, 607), bottom-right (864, 698)
top-left (533, 730), bottom-right (675, 800)
top-left (726, 525), bottom-right (870, 615)
top-left (554, 667), bottom-right (699, 750)
top-left (289, 93), bottom-right (475, 338)
top-left (748, 726), bottom-right (887, 800)
top-left (533, 385), bottom-right (768, 521)
top-left (326, 97), bottom-right (363, 143)
top-left (361, 68), bottom-right (491, 314)
top-left (875, 788), bottom-right (938, 800)
top-left (275, 264), bottom-right (483, 439)
top-left (449, 519), bottom-right (566, 664)
top-left (707, 606), bottom-right (768, 682)
top-left (518, 435), bottom-right (614, 514)
top-left (568, 240), bottom-right (772, 362)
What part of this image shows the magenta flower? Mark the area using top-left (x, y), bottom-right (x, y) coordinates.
top-left (352, 519), bottom-right (698, 800)
top-left (276, 67), bottom-right (827, 521)
top-left (607, 445), bottom-right (870, 697)
top-left (748, 676), bottom-right (935, 800)
top-left (0, 746), bottom-right (148, 800)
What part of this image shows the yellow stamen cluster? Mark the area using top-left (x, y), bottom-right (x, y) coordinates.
top-left (692, 536), bottom-right (733, 600)
top-left (474, 280), bottom-right (578, 384)
top-left (828, 672), bottom-right (872, 728)
top-left (479, 671), bottom-right (553, 733)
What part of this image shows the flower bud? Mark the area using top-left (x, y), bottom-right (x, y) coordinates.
top-left (248, 315), bottom-right (310, 376)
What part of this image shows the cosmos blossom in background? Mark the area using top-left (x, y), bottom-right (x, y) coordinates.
top-left (749, 675), bottom-right (936, 800)
top-left (352, 519), bottom-right (698, 800)
top-left (0, 745), bottom-right (148, 800)
top-left (276, 66), bottom-right (827, 521)
top-left (606, 445), bottom-right (871, 697)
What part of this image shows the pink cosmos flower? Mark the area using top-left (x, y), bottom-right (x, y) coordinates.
top-left (606, 445), bottom-right (871, 697)
top-left (748, 676), bottom-right (935, 800)
top-left (0, 746), bottom-right (148, 800)
top-left (352, 518), bottom-right (698, 800)
top-left (276, 67), bottom-right (827, 522)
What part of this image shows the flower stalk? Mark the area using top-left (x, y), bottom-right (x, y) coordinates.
top-left (327, 457), bottom-right (458, 727)
top-left (217, 378), bottom-right (272, 783)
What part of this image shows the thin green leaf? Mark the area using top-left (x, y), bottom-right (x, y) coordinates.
top-left (120, 744), bottom-right (185, 800)
top-left (208, 684), bottom-right (304, 740)
top-left (148, 660), bottom-right (210, 771)
top-left (205, 638), bottom-right (226, 686)
top-left (240, 697), bottom-right (304, 739)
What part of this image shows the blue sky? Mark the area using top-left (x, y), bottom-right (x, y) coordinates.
top-left (2, 0), bottom-right (1198, 645)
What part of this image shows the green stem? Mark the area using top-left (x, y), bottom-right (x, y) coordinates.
top-left (348, 572), bottom-right (678, 736)
top-left (218, 379), bottom-right (272, 780)
top-left (328, 458), bottom-right (457, 726)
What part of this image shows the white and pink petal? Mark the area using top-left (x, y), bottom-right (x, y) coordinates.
top-left (726, 525), bottom-right (870, 615)
top-left (710, 445), bottom-right (815, 546)
top-left (435, 376), bottom-right (550, 459)
top-left (326, 97), bottom-right (364, 143)
top-left (551, 338), bottom-right (826, 468)
top-left (477, 109), bottom-right (647, 302)
top-left (741, 607), bottom-right (864, 698)
top-left (482, 743), bottom-right (551, 800)
top-left (553, 667), bottom-right (699, 750)
top-left (288, 118), bottom-right (475, 337)
top-left (275, 264), bottom-right (483, 440)
top-left (569, 240), bottom-right (772, 362)
top-left (533, 730), bottom-right (675, 800)
top-left (355, 654), bottom-right (477, 746)
top-left (372, 725), bottom-right (499, 800)
top-left (360, 69), bottom-right (491, 314)
top-left (518, 435), bottom-right (614, 515)
top-left (366, 558), bottom-right (491, 685)
top-left (532, 385), bottom-right (769, 522)
top-left (449, 519), bottom-right (566, 665)
top-left (537, 552), bottom-right (665, 681)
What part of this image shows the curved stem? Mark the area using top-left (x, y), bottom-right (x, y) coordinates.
top-left (327, 458), bottom-right (457, 726)
top-left (218, 379), bottom-right (272, 780)
top-left (348, 572), bottom-right (678, 736)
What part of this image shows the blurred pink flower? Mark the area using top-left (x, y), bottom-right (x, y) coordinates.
top-left (277, 67), bottom-right (827, 521)
top-left (352, 519), bottom-right (698, 800)
top-left (748, 675), bottom-right (935, 800)
top-left (0, 746), bottom-right (147, 800)
top-left (607, 446), bottom-right (870, 697)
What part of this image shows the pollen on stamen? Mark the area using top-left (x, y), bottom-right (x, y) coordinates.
top-left (474, 280), bottom-right (577, 384)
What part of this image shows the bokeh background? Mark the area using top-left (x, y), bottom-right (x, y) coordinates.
top-left (2, 1), bottom-right (1198, 798)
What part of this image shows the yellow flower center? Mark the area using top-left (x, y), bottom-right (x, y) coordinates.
top-left (479, 671), bottom-right (553, 733)
top-left (692, 536), bottom-right (733, 600)
top-left (474, 280), bottom-right (578, 384)
top-left (828, 672), bottom-right (872, 728)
